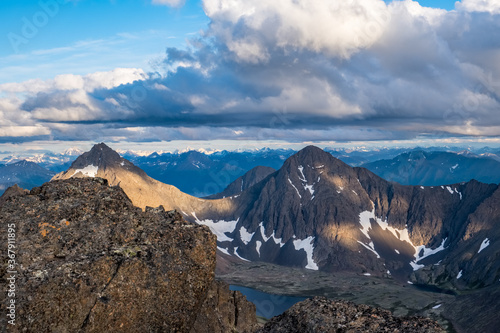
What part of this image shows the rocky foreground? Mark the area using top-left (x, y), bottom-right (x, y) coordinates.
top-left (0, 178), bottom-right (256, 332)
top-left (258, 297), bottom-right (444, 333)
top-left (0, 178), bottom-right (444, 332)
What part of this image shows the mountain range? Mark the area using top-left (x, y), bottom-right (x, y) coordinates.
top-left (121, 149), bottom-right (294, 196)
top-left (363, 150), bottom-right (500, 186)
top-left (52, 143), bottom-right (500, 295)
top-left (204, 165), bottom-right (276, 199)
top-left (5, 145), bottom-right (500, 197)
top-left (0, 160), bottom-right (55, 194)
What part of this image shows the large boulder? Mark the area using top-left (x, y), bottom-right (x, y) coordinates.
top-left (0, 178), bottom-right (255, 332)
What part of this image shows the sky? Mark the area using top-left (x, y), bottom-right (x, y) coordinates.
top-left (0, 0), bottom-right (500, 153)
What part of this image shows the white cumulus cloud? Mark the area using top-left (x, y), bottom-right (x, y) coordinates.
top-left (1, 0), bottom-right (500, 143)
top-left (204, 0), bottom-right (391, 61)
top-left (458, 0), bottom-right (500, 14)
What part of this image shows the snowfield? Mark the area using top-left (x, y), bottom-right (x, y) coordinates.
top-left (293, 236), bottom-right (318, 270)
top-left (71, 165), bottom-right (98, 177)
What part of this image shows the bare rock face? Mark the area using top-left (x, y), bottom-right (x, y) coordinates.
top-left (0, 178), bottom-right (255, 332)
top-left (191, 280), bottom-right (258, 333)
top-left (257, 297), bottom-right (444, 333)
top-left (0, 184), bottom-right (28, 205)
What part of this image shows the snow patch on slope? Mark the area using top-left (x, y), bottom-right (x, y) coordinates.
top-left (192, 212), bottom-right (239, 242)
top-left (255, 241), bottom-right (262, 256)
top-left (259, 222), bottom-right (285, 247)
top-left (71, 165), bottom-right (98, 177)
top-left (410, 261), bottom-right (425, 270)
top-left (239, 226), bottom-right (254, 245)
top-left (358, 210), bottom-right (374, 239)
top-left (414, 238), bottom-right (447, 263)
top-left (293, 236), bottom-right (318, 270)
top-left (288, 177), bottom-right (302, 198)
top-left (478, 238), bottom-right (490, 253)
top-left (298, 165), bottom-right (315, 198)
top-left (233, 247), bottom-right (250, 262)
top-left (357, 240), bottom-right (381, 259)
top-left (218, 246), bottom-right (230, 255)
top-left (304, 184), bottom-right (314, 196)
top-left (298, 165), bottom-right (306, 182)
top-left (358, 205), bottom-right (447, 270)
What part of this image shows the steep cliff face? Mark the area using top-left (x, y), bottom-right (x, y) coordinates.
top-left (0, 178), bottom-right (256, 332)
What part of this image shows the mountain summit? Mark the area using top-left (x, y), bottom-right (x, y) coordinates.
top-left (60, 143), bottom-right (144, 177)
top-left (52, 143), bottom-right (232, 217)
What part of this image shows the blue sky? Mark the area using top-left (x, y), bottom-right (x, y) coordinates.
top-left (0, 0), bottom-right (209, 83)
top-left (0, 0), bottom-right (499, 153)
top-left (411, 0), bottom-right (456, 10)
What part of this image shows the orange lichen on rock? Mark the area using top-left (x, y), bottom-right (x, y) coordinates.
top-left (38, 221), bottom-right (70, 237)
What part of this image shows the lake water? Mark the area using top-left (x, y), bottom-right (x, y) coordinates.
top-left (229, 285), bottom-right (307, 319)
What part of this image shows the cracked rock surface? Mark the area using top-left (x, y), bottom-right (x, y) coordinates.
top-left (257, 297), bottom-right (444, 333)
top-left (0, 178), bottom-right (256, 332)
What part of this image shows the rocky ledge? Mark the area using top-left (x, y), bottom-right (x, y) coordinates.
top-left (0, 178), bottom-right (256, 332)
top-left (257, 297), bottom-right (444, 333)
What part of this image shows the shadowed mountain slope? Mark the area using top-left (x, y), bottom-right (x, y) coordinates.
top-left (205, 165), bottom-right (276, 199)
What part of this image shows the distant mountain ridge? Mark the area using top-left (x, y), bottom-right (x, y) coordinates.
top-left (122, 148), bottom-right (294, 196)
top-left (6, 145), bottom-right (500, 197)
top-left (363, 150), bottom-right (500, 186)
top-left (53, 143), bottom-right (500, 294)
top-left (205, 166), bottom-right (276, 199)
top-left (0, 160), bottom-right (55, 194)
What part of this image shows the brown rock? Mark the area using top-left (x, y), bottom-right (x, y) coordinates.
top-left (0, 178), bottom-right (225, 332)
top-left (0, 183), bottom-right (28, 205)
top-left (191, 280), bottom-right (258, 333)
top-left (257, 297), bottom-right (445, 333)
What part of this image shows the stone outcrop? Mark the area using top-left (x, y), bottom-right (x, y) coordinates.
top-left (0, 178), bottom-right (256, 332)
top-left (0, 183), bottom-right (28, 205)
top-left (257, 297), bottom-right (444, 333)
top-left (191, 280), bottom-right (258, 333)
